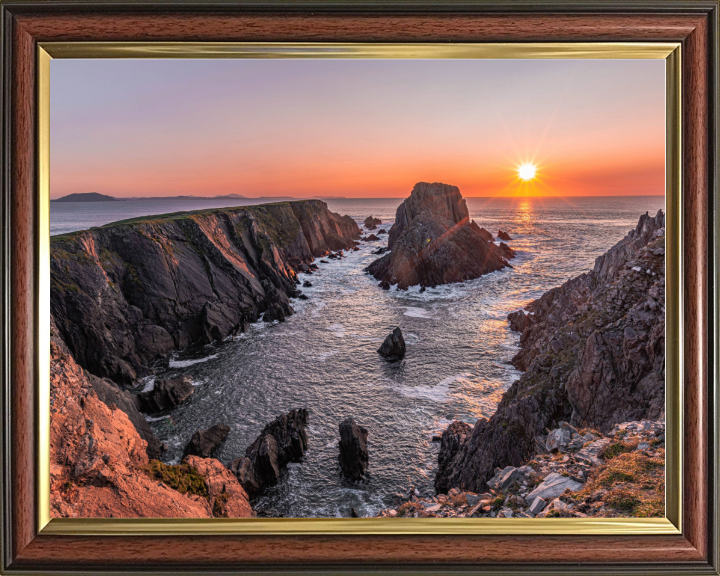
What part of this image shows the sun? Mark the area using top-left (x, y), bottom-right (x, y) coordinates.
top-left (518, 163), bottom-right (537, 181)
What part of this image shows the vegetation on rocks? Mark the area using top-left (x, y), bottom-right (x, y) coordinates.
top-left (141, 460), bottom-right (209, 498)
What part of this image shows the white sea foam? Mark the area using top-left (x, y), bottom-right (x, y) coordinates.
top-left (327, 323), bottom-right (345, 338)
top-left (143, 414), bottom-right (169, 422)
top-left (168, 354), bottom-right (218, 369)
top-left (139, 376), bottom-right (155, 393)
top-left (402, 306), bottom-right (433, 318)
top-left (395, 373), bottom-right (472, 402)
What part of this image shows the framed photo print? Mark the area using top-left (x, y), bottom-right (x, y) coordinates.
top-left (0, 1), bottom-right (717, 574)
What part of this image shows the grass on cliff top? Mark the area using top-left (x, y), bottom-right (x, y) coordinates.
top-left (573, 447), bottom-right (665, 518)
top-left (141, 460), bottom-right (208, 499)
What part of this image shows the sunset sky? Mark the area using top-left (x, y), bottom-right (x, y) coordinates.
top-left (50, 58), bottom-right (665, 199)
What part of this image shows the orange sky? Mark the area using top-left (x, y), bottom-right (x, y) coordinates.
top-left (50, 59), bottom-right (666, 199)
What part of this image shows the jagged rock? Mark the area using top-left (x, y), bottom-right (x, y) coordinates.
top-left (469, 220), bottom-right (495, 243)
top-left (229, 409), bottom-right (309, 497)
top-left (90, 376), bottom-right (166, 459)
top-left (498, 242), bottom-right (516, 259)
top-left (364, 216), bottom-right (382, 229)
top-left (497, 230), bottom-right (512, 241)
top-left (434, 211), bottom-right (666, 493)
top-left (508, 310), bottom-right (533, 333)
top-left (377, 229), bottom-right (387, 235)
top-left (367, 182), bottom-right (514, 289)
top-left (338, 418), bottom-right (369, 480)
top-left (545, 423), bottom-right (576, 452)
top-left (377, 327), bottom-right (406, 359)
top-left (50, 201), bottom-right (360, 386)
top-left (528, 496), bottom-right (547, 516)
top-left (575, 438), bottom-right (612, 466)
top-left (303, 280), bottom-right (312, 288)
top-left (363, 234), bottom-right (380, 242)
top-left (435, 421), bottom-right (473, 493)
top-left (525, 472), bottom-right (583, 504)
top-left (183, 424), bottom-right (230, 459)
top-left (135, 375), bottom-right (194, 413)
top-left (487, 466), bottom-right (520, 491)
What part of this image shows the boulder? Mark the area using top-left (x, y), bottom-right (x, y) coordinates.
top-left (229, 409), bottom-right (309, 497)
top-left (183, 423), bottom-right (230, 459)
top-left (135, 375), bottom-right (194, 413)
top-left (528, 496), bottom-right (547, 516)
top-left (377, 229), bottom-right (387, 235)
top-left (338, 418), bottom-right (369, 480)
top-left (545, 423), bottom-right (576, 452)
top-left (497, 230), bottom-right (512, 241)
top-left (575, 438), bottom-right (612, 466)
top-left (525, 472), bottom-right (583, 504)
top-left (377, 327), bottom-right (406, 359)
top-left (303, 280), bottom-right (313, 288)
top-left (363, 234), bottom-right (380, 242)
top-left (487, 466), bottom-right (520, 491)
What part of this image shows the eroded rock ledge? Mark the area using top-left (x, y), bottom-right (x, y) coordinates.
top-left (435, 211), bottom-right (666, 494)
top-left (51, 200), bottom-right (360, 386)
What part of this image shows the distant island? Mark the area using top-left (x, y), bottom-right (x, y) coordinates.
top-left (52, 192), bottom-right (121, 202)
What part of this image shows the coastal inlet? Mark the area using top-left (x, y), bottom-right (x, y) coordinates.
top-left (137, 196), bottom-right (665, 518)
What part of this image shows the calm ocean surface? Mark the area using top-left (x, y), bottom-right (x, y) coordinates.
top-left (50, 195), bottom-right (665, 517)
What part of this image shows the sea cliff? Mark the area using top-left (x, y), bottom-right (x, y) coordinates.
top-left (436, 210), bottom-right (666, 494)
top-left (51, 200), bottom-right (360, 386)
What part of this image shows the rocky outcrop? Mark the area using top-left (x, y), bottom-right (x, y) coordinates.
top-left (51, 200), bottom-right (360, 386)
top-left (364, 216), bottom-right (382, 229)
top-left (507, 309), bottom-right (533, 333)
top-left (89, 375), bottom-right (166, 459)
top-left (229, 409), bottom-right (309, 497)
top-left (470, 222), bottom-right (494, 243)
top-left (497, 230), bottom-right (512, 241)
top-left (435, 421), bottom-right (472, 493)
top-left (50, 330), bottom-right (252, 518)
top-left (135, 375), bottom-right (194, 413)
top-left (338, 418), bottom-right (369, 480)
top-left (435, 211), bottom-right (665, 494)
top-left (182, 456), bottom-right (253, 518)
top-left (377, 327), bottom-right (406, 359)
top-left (367, 182), bottom-right (514, 289)
top-left (183, 424), bottom-right (230, 459)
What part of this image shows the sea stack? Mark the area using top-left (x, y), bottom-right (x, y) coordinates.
top-left (338, 418), bottom-right (369, 480)
top-left (378, 327), bottom-right (406, 359)
top-left (366, 182), bottom-right (515, 289)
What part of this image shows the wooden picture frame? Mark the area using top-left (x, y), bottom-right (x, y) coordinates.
top-left (0, 1), bottom-right (717, 573)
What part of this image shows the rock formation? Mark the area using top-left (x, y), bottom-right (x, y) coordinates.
top-left (50, 330), bottom-right (252, 518)
top-left (377, 327), bottom-right (406, 359)
top-left (50, 200), bottom-right (360, 386)
top-left (497, 230), bottom-right (512, 241)
top-left (338, 418), bottom-right (369, 480)
top-left (229, 409), bottom-right (309, 497)
top-left (364, 216), bottom-right (382, 229)
top-left (435, 211), bottom-right (666, 494)
top-left (366, 182), bottom-right (514, 289)
top-left (183, 423), bottom-right (231, 459)
top-left (135, 375), bottom-right (194, 413)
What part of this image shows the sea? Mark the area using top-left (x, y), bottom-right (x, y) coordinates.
top-left (50, 195), bottom-right (666, 517)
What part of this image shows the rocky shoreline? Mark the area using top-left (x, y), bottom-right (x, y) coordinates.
top-left (50, 200), bottom-right (361, 518)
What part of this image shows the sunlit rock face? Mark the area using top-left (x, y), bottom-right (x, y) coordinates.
top-left (367, 182), bottom-right (514, 289)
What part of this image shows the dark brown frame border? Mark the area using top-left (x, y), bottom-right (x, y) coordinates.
top-left (0, 2), bottom-right (717, 574)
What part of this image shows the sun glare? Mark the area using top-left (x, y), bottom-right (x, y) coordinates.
top-left (518, 163), bottom-right (537, 181)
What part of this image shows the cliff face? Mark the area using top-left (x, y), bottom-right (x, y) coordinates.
top-left (50, 330), bottom-right (253, 518)
top-left (435, 211), bottom-right (665, 494)
top-left (367, 182), bottom-right (513, 289)
top-left (51, 200), bottom-right (360, 386)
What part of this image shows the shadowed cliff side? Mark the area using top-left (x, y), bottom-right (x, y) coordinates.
top-left (50, 200), bottom-right (360, 386)
top-left (435, 210), bottom-right (666, 494)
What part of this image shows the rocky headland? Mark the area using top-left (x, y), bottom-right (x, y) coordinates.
top-left (51, 200), bottom-right (360, 386)
top-left (49, 200), bottom-right (359, 518)
top-left (366, 182), bottom-right (515, 289)
top-left (434, 210), bottom-right (666, 498)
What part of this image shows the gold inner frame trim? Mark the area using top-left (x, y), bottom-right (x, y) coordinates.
top-left (37, 42), bottom-right (682, 536)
